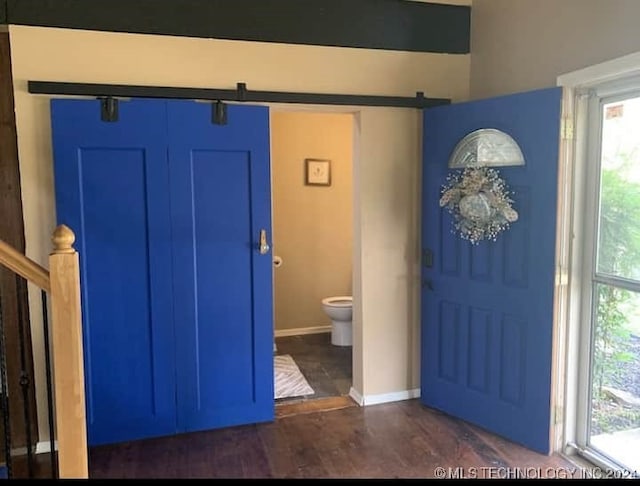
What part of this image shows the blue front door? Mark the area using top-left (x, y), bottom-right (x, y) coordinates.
top-left (51, 99), bottom-right (273, 445)
top-left (421, 88), bottom-right (562, 453)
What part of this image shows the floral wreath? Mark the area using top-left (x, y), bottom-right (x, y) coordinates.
top-left (439, 166), bottom-right (518, 245)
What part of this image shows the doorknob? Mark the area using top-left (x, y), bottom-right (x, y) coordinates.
top-left (258, 229), bottom-right (270, 255)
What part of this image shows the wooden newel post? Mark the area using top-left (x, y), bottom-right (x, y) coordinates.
top-left (49, 225), bottom-right (88, 478)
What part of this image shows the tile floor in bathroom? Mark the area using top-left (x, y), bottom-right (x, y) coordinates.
top-left (274, 332), bottom-right (352, 403)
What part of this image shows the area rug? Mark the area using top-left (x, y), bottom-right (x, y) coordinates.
top-left (274, 354), bottom-right (314, 400)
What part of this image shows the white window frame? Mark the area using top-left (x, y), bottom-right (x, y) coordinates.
top-left (557, 52), bottom-right (640, 470)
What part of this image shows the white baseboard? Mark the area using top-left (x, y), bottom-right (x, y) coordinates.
top-left (274, 325), bottom-right (331, 337)
top-left (349, 387), bottom-right (420, 406)
top-left (36, 440), bottom-right (57, 454)
top-left (349, 387), bottom-right (364, 406)
top-left (363, 388), bottom-right (421, 405)
top-left (1, 440), bottom-right (57, 458)
top-left (8, 446), bottom-right (28, 456)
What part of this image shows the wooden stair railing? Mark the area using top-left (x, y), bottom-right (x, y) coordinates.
top-left (0, 224), bottom-right (88, 479)
top-left (0, 239), bottom-right (50, 293)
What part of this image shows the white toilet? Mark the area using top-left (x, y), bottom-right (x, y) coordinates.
top-left (322, 296), bottom-right (353, 346)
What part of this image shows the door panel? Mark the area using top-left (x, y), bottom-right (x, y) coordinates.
top-left (167, 102), bottom-right (274, 432)
top-left (191, 150), bottom-right (255, 407)
top-left (421, 87), bottom-right (562, 453)
top-left (51, 99), bottom-right (176, 445)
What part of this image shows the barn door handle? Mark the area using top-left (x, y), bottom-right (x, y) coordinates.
top-left (258, 229), bottom-right (270, 255)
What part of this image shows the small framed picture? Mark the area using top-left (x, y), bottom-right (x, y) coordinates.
top-left (305, 158), bottom-right (331, 186)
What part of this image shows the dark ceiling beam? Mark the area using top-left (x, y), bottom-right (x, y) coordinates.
top-left (3, 0), bottom-right (470, 54)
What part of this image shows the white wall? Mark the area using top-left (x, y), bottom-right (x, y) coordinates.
top-left (9, 25), bottom-right (469, 441)
top-left (470, 0), bottom-right (640, 98)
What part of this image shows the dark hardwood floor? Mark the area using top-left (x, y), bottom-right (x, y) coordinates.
top-left (275, 333), bottom-right (352, 401)
top-left (2, 451), bottom-right (56, 479)
top-left (89, 400), bottom-right (578, 479)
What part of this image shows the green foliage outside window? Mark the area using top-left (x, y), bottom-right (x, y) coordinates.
top-left (591, 157), bottom-right (640, 435)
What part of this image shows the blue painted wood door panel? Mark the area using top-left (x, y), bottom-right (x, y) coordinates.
top-left (51, 99), bottom-right (274, 445)
top-left (51, 99), bottom-right (176, 445)
top-left (166, 102), bottom-right (274, 432)
top-left (421, 88), bottom-right (562, 454)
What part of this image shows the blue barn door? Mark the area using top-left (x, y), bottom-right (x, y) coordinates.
top-left (51, 99), bottom-right (274, 445)
top-left (167, 102), bottom-right (274, 433)
top-left (421, 88), bottom-right (562, 453)
top-left (51, 99), bottom-right (177, 445)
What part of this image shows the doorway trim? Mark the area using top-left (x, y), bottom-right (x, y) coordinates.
top-left (268, 101), bottom-right (423, 406)
top-left (557, 51), bottom-right (640, 463)
top-left (268, 103), bottom-right (364, 400)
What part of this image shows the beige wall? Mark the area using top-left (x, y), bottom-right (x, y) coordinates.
top-left (271, 112), bottom-right (353, 332)
top-left (9, 25), bottom-right (469, 441)
top-left (470, 0), bottom-right (640, 99)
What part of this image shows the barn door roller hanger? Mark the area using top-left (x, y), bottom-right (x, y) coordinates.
top-left (98, 93), bottom-right (227, 125)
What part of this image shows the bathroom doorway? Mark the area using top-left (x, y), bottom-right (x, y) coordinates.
top-left (270, 110), bottom-right (355, 405)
